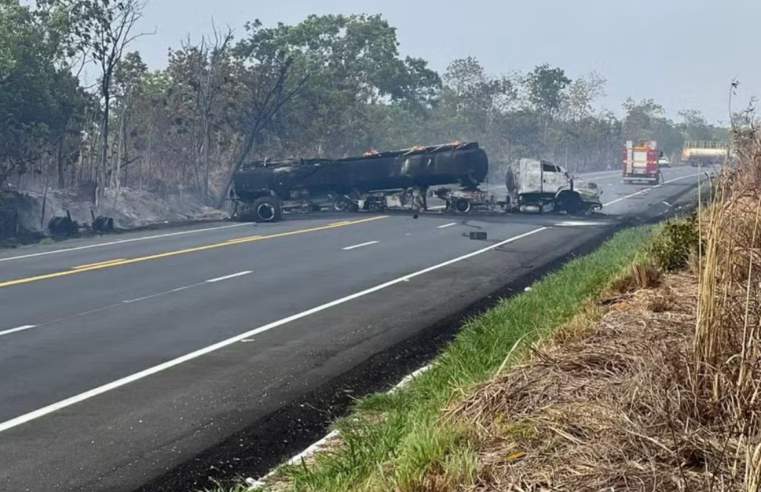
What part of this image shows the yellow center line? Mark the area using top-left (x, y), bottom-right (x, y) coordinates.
top-left (0, 216), bottom-right (389, 290)
top-left (72, 259), bottom-right (126, 270)
top-left (225, 236), bottom-right (263, 244)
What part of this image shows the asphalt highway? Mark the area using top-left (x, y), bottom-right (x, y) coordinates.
top-left (0, 166), bottom-right (704, 491)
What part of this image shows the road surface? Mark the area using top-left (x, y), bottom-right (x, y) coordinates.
top-left (0, 167), bottom-right (704, 491)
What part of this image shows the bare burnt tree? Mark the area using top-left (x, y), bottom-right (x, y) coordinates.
top-left (217, 56), bottom-right (309, 207)
top-left (180, 24), bottom-right (234, 201)
top-left (71, 0), bottom-right (150, 203)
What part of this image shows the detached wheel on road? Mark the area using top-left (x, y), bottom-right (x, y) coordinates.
top-left (252, 196), bottom-right (282, 223)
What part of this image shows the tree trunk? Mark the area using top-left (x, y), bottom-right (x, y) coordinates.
top-left (113, 103), bottom-right (127, 212)
top-left (203, 118), bottom-right (211, 202)
top-left (56, 135), bottom-right (66, 188)
top-left (216, 129), bottom-right (255, 208)
top-left (101, 89), bottom-right (110, 188)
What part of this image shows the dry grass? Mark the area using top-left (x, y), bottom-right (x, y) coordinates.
top-left (437, 132), bottom-right (761, 492)
top-left (444, 274), bottom-right (735, 492)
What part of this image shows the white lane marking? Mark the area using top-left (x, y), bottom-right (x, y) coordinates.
top-left (206, 271), bottom-right (252, 283)
top-left (603, 173), bottom-right (702, 207)
top-left (248, 364), bottom-right (434, 488)
top-left (0, 223), bottom-right (250, 263)
top-left (428, 205), bottom-right (446, 210)
top-left (437, 223), bottom-right (457, 229)
top-left (122, 284), bottom-right (198, 304)
top-left (0, 227), bottom-right (547, 434)
top-left (555, 221), bottom-right (608, 227)
top-left (342, 241), bottom-right (379, 251)
top-left (0, 325), bottom-right (37, 338)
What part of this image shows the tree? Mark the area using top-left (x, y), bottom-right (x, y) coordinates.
top-left (65, 0), bottom-right (148, 200)
top-left (175, 26), bottom-right (235, 200)
top-left (111, 51), bottom-right (147, 196)
top-left (525, 63), bottom-right (571, 145)
top-left (233, 14), bottom-right (440, 157)
top-left (677, 109), bottom-right (713, 141)
top-left (623, 98), bottom-right (682, 155)
top-left (0, 0), bottom-right (85, 188)
top-left (563, 72), bottom-right (606, 122)
top-left (525, 63), bottom-right (571, 118)
top-left (215, 20), bottom-right (312, 205)
top-left (436, 57), bottom-right (517, 162)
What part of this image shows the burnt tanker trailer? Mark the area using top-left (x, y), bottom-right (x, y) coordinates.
top-left (230, 142), bottom-right (489, 222)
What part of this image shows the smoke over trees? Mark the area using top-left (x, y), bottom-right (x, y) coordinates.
top-left (0, 1), bottom-right (728, 202)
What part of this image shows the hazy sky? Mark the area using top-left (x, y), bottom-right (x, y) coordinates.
top-left (127, 0), bottom-right (760, 124)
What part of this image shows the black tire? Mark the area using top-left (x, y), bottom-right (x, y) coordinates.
top-left (333, 197), bottom-right (350, 212)
top-left (557, 192), bottom-right (583, 215)
top-left (252, 196), bottom-right (281, 223)
top-left (453, 198), bottom-right (472, 214)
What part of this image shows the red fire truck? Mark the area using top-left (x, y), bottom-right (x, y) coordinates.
top-left (623, 140), bottom-right (663, 185)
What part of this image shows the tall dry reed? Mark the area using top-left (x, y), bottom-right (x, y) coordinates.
top-left (693, 125), bottom-right (761, 490)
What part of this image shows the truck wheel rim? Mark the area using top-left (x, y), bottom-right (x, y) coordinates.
top-left (257, 203), bottom-right (276, 221)
top-left (455, 200), bottom-right (471, 213)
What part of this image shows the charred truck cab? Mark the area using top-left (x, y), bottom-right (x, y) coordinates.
top-left (502, 158), bottom-right (603, 214)
top-left (230, 142), bottom-right (489, 222)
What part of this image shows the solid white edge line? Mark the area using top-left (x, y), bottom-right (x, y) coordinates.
top-left (437, 223), bottom-right (457, 229)
top-left (0, 223), bottom-right (250, 263)
top-left (0, 325), bottom-right (37, 338)
top-left (0, 227), bottom-right (547, 434)
top-left (206, 271), bottom-right (253, 283)
top-left (602, 172), bottom-right (702, 207)
top-left (342, 241), bottom-right (379, 251)
top-left (247, 364), bottom-right (434, 489)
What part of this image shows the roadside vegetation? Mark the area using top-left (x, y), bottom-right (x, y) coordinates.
top-left (241, 124), bottom-right (761, 492)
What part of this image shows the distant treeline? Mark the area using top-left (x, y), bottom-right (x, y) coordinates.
top-left (1, 1), bottom-right (728, 203)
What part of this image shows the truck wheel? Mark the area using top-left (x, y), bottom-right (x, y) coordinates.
top-left (333, 197), bottom-right (350, 212)
top-left (558, 192), bottom-right (583, 215)
top-left (454, 198), bottom-right (472, 214)
top-left (252, 197), bottom-right (281, 223)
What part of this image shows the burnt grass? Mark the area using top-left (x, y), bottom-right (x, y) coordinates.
top-left (134, 182), bottom-right (704, 492)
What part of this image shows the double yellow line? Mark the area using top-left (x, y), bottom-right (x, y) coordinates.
top-left (0, 216), bottom-right (388, 290)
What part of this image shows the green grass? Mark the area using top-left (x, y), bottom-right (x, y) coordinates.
top-left (251, 225), bottom-right (659, 492)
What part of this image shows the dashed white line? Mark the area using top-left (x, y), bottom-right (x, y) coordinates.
top-left (206, 271), bottom-right (253, 283)
top-left (437, 223), bottom-right (457, 229)
top-left (122, 284), bottom-right (198, 304)
top-left (342, 241), bottom-right (379, 251)
top-left (0, 223), bottom-right (250, 263)
top-left (0, 325), bottom-right (37, 338)
top-left (0, 227), bottom-right (547, 434)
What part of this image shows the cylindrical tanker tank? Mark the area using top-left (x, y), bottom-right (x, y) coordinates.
top-left (232, 142), bottom-right (489, 203)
